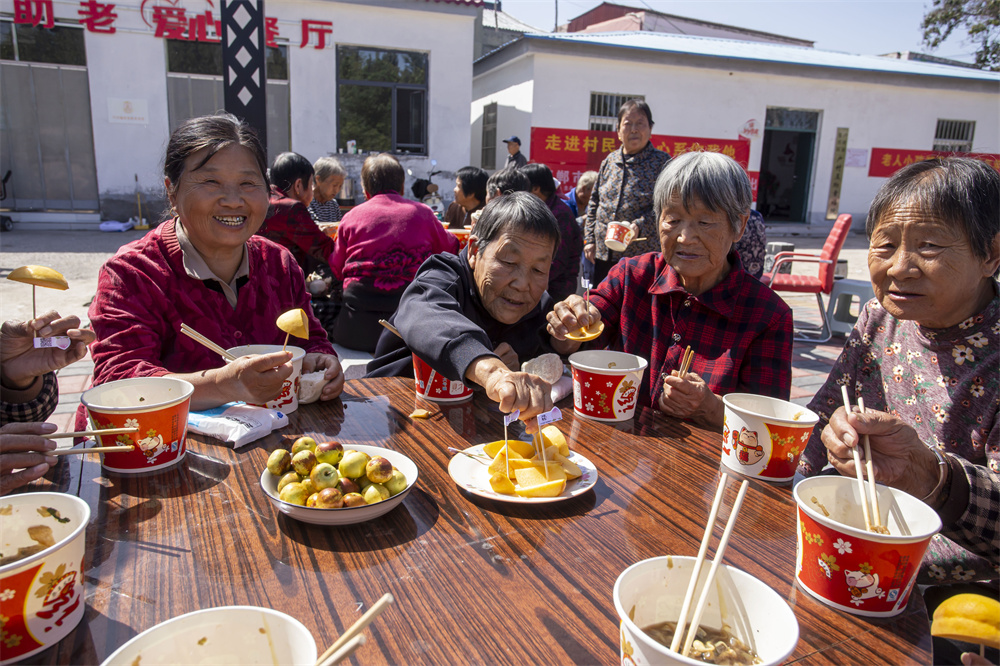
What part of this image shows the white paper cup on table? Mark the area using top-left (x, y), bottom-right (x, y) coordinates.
top-left (721, 394), bottom-right (819, 482)
top-left (412, 353), bottom-right (472, 402)
top-left (605, 221), bottom-right (636, 252)
top-left (793, 476), bottom-right (941, 617)
top-left (0, 493), bottom-right (90, 664)
top-left (101, 606), bottom-right (317, 666)
top-left (226, 344), bottom-right (305, 415)
top-left (569, 350), bottom-right (647, 421)
top-left (614, 555), bottom-right (798, 665)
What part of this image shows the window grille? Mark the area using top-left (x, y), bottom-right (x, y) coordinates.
top-left (589, 92), bottom-right (644, 132)
top-left (933, 119), bottom-right (974, 152)
top-left (481, 102), bottom-right (497, 169)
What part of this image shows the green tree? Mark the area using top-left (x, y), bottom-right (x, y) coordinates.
top-left (921, 0), bottom-right (1000, 70)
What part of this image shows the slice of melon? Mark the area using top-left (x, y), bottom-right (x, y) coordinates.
top-left (514, 478), bottom-right (567, 498)
top-left (489, 472), bottom-right (516, 495)
top-left (7, 265), bottom-right (69, 290)
top-left (276, 308), bottom-right (309, 339)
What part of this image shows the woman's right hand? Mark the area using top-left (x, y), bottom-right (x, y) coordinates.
top-left (1, 422), bottom-right (58, 495)
top-left (220, 351), bottom-right (294, 405)
top-left (546, 294), bottom-right (601, 341)
top-left (584, 243), bottom-right (596, 262)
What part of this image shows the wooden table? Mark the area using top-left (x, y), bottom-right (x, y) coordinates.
top-left (25, 378), bottom-right (932, 664)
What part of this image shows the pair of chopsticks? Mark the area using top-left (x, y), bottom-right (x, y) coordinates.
top-left (840, 386), bottom-right (884, 533)
top-left (661, 345), bottom-right (694, 386)
top-left (314, 593), bottom-right (393, 666)
top-left (670, 472), bottom-right (750, 659)
top-left (180, 323), bottom-right (237, 361)
top-left (42, 426), bottom-right (138, 455)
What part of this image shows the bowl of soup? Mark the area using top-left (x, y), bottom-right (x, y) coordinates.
top-left (569, 350), bottom-right (648, 421)
top-left (0, 492), bottom-right (90, 663)
top-left (614, 555), bottom-right (798, 665)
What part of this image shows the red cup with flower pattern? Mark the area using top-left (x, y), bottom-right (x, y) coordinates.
top-left (604, 221), bottom-right (635, 252)
top-left (81, 376), bottom-right (194, 474)
top-left (412, 354), bottom-right (472, 402)
top-left (569, 350), bottom-right (648, 422)
top-left (721, 393), bottom-right (819, 482)
top-left (793, 476), bottom-right (941, 617)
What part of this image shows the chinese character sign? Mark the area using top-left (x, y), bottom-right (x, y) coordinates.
top-left (869, 148), bottom-right (1000, 178)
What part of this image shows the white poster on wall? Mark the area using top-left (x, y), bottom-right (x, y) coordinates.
top-left (107, 98), bottom-right (149, 125)
top-left (845, 148), bottom-right (868, 167)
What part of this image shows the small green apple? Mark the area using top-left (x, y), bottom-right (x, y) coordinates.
top-left (363, 483), bottom-right (390, 504)
top-left (266, 449), bottom-right (292, 477)
top-left (279, 482), bottom-right (309, 506)
top-left (338, 450), bottom-right (368, 479)
top-left (300, 477), bottom-right (317, 497)
top-left (291, 436), bottom-right (317, 454)
top-left (276, 471), bottom-right (301, 493)
top-left (292, 449), bottom-right (317, 476)
top-left (315, 441), bottom-right (344, 466)
top-left (384, 469), bottom-right (408, 496)
top-left (311, 462), bottom-right (340, 490)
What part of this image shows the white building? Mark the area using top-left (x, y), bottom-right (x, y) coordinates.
top-left (471, 31), bottom-right (1000, 231)
top-left (0, 0), bottom-right (479, 229)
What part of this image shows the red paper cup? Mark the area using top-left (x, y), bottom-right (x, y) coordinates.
top-left (721, 394), bottom-right (820, 482)
top-left (81, 376), bottom-right (194, 474)
top-left (604, 221), bottom-right (635, 252)
top-left (793, 476), bottom-right (942, 617)
top-left (569, 350), bottom-right (648, 421)
top-left (451, 229), bottom-right (471, 251)
top-left (412, 354), bottom-right (472, 402)
top-left (0, 493), bottom-right (89, 663)
top-left (226, 344), bottom-right (306, 415)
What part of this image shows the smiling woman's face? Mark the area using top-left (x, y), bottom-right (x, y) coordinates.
top-left (618, 107), bottom-right (652, 155)
top-left (468, 231), bottom-right (554, 324)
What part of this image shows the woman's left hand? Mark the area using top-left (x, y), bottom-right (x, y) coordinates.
top-left (658, 371), bottom-right (723, 426)
top-left (302, 353), bottom-right (344, 401)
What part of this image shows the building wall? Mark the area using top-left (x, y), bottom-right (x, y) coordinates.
top-left (471, 54), bottom-right (535, 170)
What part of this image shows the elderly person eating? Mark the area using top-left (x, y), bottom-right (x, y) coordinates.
top-left (799, 157), bottom-right (1000, 586)
top-left (549, 151), bottom-right (793, 428)
top-left (86, 113), bottom-right (343, 413)
top-left (366, 192), bottom-right (559, 424)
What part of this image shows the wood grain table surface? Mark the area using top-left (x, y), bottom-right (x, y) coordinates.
top-left (22, 377), bottom-right (932, 665)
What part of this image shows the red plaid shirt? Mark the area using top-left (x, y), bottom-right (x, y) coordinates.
top-left (588, 251), bottom-right (793, 408)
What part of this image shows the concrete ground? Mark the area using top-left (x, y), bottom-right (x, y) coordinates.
top-left (0, 227), bottom-right (871, 430)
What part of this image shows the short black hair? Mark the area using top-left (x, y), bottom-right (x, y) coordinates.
top-left (519, 163), bottom-right (556, 198)
top-left (867, 157), bottom-right (1000, 276)
top-left (164, 113), bottom-right (268, 194)
top-left (456, 166), bottom-right (488, 205)
top-left (617, 99), bottom-right (654, 129)
top-left (486, 168), bottom-right (530, 198)
top-left (474, 191), bottom-right (560, 252)
top-left (270, 152), bottom-right (314, 193)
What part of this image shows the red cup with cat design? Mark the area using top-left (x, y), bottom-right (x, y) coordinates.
top-left (721, 393), bottom-right (819, 482)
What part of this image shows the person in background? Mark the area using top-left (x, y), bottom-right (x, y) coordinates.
top-left (258, 151), bottom-right (334, 276)
top-left (565, 170), bottom-right (598, 218)
top-left (584, 99), bottom-right (670, 286)
top-left (330, 153), bottom-right (459, 352)
top-left (520, 163), bottom-right (583, 304)
top-left (445, 166), bottom-right (488, 230)
top-left (503, 135), bottom-right (528, 170)
top-left (735, 209), bottom-right (767, 280)
top-left (484, 168), bottom-right (530, 204)
top-left (309, 156), bottom-right (347, 223)
top-left (1, 312), bottom-right (95, 494)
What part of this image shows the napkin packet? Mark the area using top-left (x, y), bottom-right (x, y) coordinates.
top-left (187, 402), bottom-right (288, 448)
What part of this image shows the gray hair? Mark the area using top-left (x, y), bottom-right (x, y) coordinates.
top-left (314, 156), bottom-right (347, 181)
top-left (474, 191), bottom-right (560, 252)
top-left (576, 170), bottom-right (598, 193)
top-left (653, 152), bottom-right (752, 234)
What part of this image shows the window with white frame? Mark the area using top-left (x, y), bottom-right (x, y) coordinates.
top-left (589, 92), bottom-right (644, 132)
top-left (933, 119), bottom-right (975, 152)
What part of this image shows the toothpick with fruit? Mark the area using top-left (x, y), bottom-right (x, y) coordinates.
top-left (276, 308), bottom-right (309, 352)
top-left (6, 265), bottom-right (71, 349)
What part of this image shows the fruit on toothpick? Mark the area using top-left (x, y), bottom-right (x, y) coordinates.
top-left (279, 482), bottom-right (309, 506)
top-left (276, 308), bottom-right (310, 339)
top-left (342, 492), bottom-right (366, 508)
top-left (483, 439), bottom-right (535, 459)
top-left (932, 593), bottom-right (1000, 649)
top-left (315, 440), bottom-right (344, 466)
top-left (487, 444), bottom-right (521, 476)
top-left (475, 425), bottom-right (583, 496)
top-left (291, 450), bottom-right (317, 476)
top-left (291, 436), bottom-right (317, 455)
top-left (267, 449), bottom-right (292, 477)
top-left (311, 463), bottom-right (340, 490)
top-left (384, 469), bottom-right (408, 496)
top-left (489, 472), bottom-right (516, 495)
top-left (315, 487), bottom-right (344, 509)
top-left (363, 483), bottom-right (390, 504)
top-left (6, 265), bottom-right (69, 290)
top-left (277, 471), bottom-right (301, 493)
top-left (339, 450), bottom-right (368, 479)
top-left (540, 426), bottom-right (570, 456)
top-left (564, 320), bottom-right (604, 342)
top-left (366, 456), bottom-right (393, 484)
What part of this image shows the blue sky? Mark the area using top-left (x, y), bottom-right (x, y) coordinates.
top-left (501, 0), bottom-right (979, 64)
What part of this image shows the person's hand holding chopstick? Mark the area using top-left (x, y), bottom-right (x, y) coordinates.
top-left (0, 422), bottom-right (58, 495)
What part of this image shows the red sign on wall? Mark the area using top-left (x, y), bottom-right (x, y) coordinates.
top-left (869, 148), bottom-right (1000, 177)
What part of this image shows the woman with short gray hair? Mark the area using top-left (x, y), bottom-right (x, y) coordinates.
top-left (309, 156), bottom-right (347, 223)
top-left (548, 151), bottom-right (793, 428)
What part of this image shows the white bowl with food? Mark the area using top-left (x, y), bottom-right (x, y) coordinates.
top-left (614, 555), bottom-right (798, 665)
top-left (260, 444), bottom-right (418, 526)
top-left (101, 606), bottom-right (316, 666)
top-left (0, 492), bottom-right (90, 665)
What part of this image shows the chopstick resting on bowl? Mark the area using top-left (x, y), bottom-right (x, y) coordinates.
top-left (180, 323), bottom-right (237, 361)
top-left (50, 445), bottom-right (135, 456)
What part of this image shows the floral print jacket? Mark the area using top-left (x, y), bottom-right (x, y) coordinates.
top-left (799, 292), bottom-right (1000, 584)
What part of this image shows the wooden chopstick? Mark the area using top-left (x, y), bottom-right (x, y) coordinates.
top-left (679, 346), bottom-right (694, 376)
top-left (318, 634), bottom-right (366, 666)
top-left (42, 427), bottom-right (138, 440)
top-left (51, 445), bottom-right (135, 456)
top-left (680, 479), bottom-right (750, 658)
top-left (180, 323), bottom-right (237, 361)
top-left (841, 385), bottom-right (873, 532)
top-left (857, 397), bottom-right (882, 529)
top-left (378, 319), bottom-right (402, 339)
top-left (314, 593), bottom-right (393, 666)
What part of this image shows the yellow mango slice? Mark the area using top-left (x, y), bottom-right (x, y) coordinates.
top-left (487, 445), bottom-right (514, 476)
top-left (554, 453), bottom-right (582, 479)
top-left (515, 463), bottom-right (566, 488)
top-left (514, 478), bottom-right (567, 498)
top-left (541, 425), bottom-right (569, 456)
top-left (276, 308), bottom-right (309, 339)
top-left (7, 265), bottom-right (68, 290)
top-left (483, 440), bottom-right (530, 459)
top-left (489, 472), bottom-right (516, 495)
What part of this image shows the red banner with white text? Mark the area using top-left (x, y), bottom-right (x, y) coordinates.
top-left (868, 148), bottom-right (1000, 177)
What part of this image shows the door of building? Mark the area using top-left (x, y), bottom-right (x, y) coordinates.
top-left (758, 108), bottom-right (820, 223)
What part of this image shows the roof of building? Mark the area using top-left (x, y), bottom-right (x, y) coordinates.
top-left (482, 7), bottom-right (545, 33)
top-left (478, 31), bottom-right (1000, 83)
top-left (425, 0), bottom-right (484, 5)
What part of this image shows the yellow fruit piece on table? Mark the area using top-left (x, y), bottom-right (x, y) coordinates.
top-left (7, 265), bottom-right (69, 290)
top-left (409, 409), bottom-right (431, 419)
top-left (515, 463), bottom-right (566, 488)
top-left (483, 440), bottom-right (528, 459)
top-left (554, 453), bottom-right (582, 479)
top-left (932, 593), bottom-right (1000, 649)
top-left (514, 478), bottom-right (567, 498)
top-left (276, 308), bottom-right (309, 339)
top-left (489, 472), bottom-right (516, 495)
top-left (541, 425), bottom-right (569, 456)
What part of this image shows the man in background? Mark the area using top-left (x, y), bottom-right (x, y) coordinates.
top-left (503, 136), bottom-right (528, 169)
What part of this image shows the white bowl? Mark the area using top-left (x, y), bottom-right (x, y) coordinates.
top-left (226, 344), bottom-right (306, 415)
top-left (101, 606), bottom-right (316, 666)
top-left (0, 493), bottom-right (90, 665)
top-left (614, 556), bottom-right (799, 666)
top-left (260, 444), bottom-right (418, 526)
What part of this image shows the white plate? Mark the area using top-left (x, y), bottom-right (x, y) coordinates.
top-left (259, 444), bottom-right (418, 526)
top-left (448, 444), bottom-right (598, 504)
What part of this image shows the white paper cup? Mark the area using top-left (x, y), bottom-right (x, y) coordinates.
top-left (569, 350), bottom-right (648, 421)
top-left (605, 221), bottom-right (635, 252)
top-left (226, 344), bottom-right (306, 415)
top-left (722, 394), bottom-right (820, 482)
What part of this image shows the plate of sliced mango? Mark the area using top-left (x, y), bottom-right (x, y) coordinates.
top-left (448, 427), bottom-right (598, 504)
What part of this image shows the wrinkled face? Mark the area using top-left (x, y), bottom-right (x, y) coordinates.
top-left (506, 142), bottom-right (519, 156)
top-left (454, 177), bottom-right (478, 210)
top-left (468, 231), bottom-right (554, 324)
top-left (617, 108), bottom-right (652, 155)
top-left (166, 144), bottom-right (269, 256)
top-left (314, 174), bottom-right (344, 204)
top-left (868, 203), bottom-right (998, 329)
top-left (577, 183), bottom-right (595, 213)
top-left (659, 193), bottom-right (744, 295)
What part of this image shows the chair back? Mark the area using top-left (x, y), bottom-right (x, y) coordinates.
top-left (818, 213), bottom-right (852, 292)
